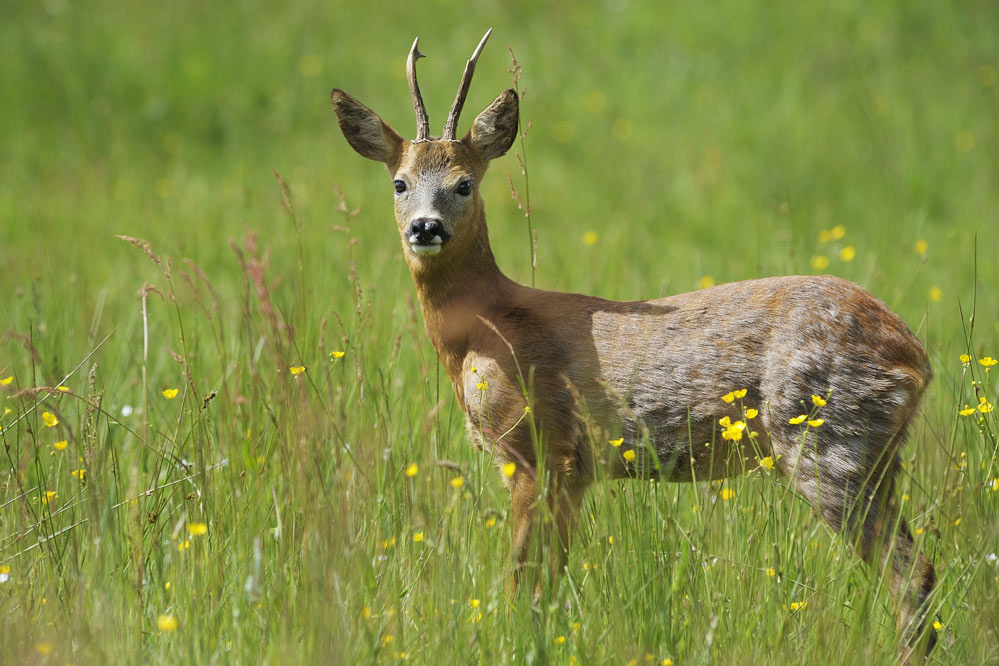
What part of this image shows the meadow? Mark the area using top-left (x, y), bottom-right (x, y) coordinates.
top-left (1, 0), bottom-right (997, 664)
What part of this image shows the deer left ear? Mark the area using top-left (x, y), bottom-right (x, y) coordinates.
top-left (466, 89), bottom-right (519, 161)
top-left (331, 88), bottom-right (404, 166)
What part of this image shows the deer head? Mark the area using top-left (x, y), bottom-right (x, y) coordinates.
top-left (330, 30), bottom-right (518, 268)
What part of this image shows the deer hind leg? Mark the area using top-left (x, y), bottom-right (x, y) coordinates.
top-left (776, 426), bottom-right (936, 661)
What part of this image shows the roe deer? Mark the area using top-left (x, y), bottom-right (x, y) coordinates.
top-left (330, 30), bottom-right (937, 660)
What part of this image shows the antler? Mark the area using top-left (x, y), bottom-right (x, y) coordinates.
top-left (442, 28), bottom-right (492, 141)
top-left (407, 37), bottom-right (431, 142)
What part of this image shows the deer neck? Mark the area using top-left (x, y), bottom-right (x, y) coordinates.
top-left (406, 215), bottom-right (514, 385)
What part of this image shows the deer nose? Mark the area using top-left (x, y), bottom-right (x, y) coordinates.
top-left (408, 217), bottom-right (449, 245)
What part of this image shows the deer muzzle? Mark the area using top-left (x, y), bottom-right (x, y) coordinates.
top-left (407, 217), bottom-right (450, 255)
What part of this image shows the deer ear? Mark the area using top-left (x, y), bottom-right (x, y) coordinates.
top-left (331, 89), bottom-right (404, 165)
top-left (466, 89), bottom-right (519, 161)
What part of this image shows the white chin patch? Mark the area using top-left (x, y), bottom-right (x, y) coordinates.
top-left (408, 235), bottom-right (443, 256)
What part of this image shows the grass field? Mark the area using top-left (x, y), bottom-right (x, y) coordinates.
top-left (1, 0), bottom-right (997, 664)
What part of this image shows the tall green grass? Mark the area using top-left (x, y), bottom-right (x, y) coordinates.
top-left (1, 0), bottom-right (997, 664)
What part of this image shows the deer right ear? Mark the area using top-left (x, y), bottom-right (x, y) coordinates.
top-left (331, 89), bottom-right (404, 165)
top-left (467, 88), bottom-right (519, 161)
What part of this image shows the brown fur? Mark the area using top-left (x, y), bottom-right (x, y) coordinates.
top-left (330, 49), bottom-right (937, 660)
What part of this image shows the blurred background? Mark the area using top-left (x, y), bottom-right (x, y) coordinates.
top-left (2, 0), bottom-right (996, 324)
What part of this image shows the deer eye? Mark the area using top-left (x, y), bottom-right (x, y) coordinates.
top-left (393, 180), bottom-right (407, 194)
top-left (456, 180), bottom-right (472, 196)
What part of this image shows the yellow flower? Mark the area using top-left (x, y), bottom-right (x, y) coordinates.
top-left (177, 539), bottom-right (191, 551)
top-left (501, 462), bottom-right (516, 478)
top-left (720, 488), bottom-right (736, 501)
top-left (959, 354), bottom-right (971, 364)
top-left (554, 635), bottom-right (566, 645)
top-left (915, 239), bottom-right (928, 255)
top-left (35, 642), bottom-right (54, 655)
top-left (289, 365), bottom-right (306, 375)
top-left (698, 275), bottom-right (715, 289)
top-left (450, 477), bottom-right (464, 489)
top-left (928, 286), bottom-right (942, 302)
top-left (839, 245), bottom-right (856, 262)
top-left (405, 462), bottom-right (418, 477)
top-left (623, 449), bottom-right (636, 462)
top-left (722, 388), bottom-right (747, 404)
top-left (810, 255), bottom-right (829, 271)
top-left (831, 225), bottom-right (845, 240)
top-left (765, 567), bottom-right (776, 577)
top-left (811, 394), bottom-right (827, 407)
top-left (71, 468), bottom-right (86, 480)
top-left (162, 388), bottom-right (179, 399)
top-left (953, 516), bottom-right (962, 526)
top-left (990, 478), bottom-right (998, 492)
top-left (469, 598), bottom-right (480, 608)
top-left (187, 522), bottom-right (208, 536)
top-left (413, 532), bottom-right (423, 543)
top-left (979, 356), bottom-right (997, 368)
top-left (330, 350), bottom-right (345, 360)
top-left (609, 437), bottom-right (624, 448)
top-left (157, 614), bottom-right (179, 632)
top-left (56, 385), bottom-right (69, 392)
top-left (958, 405), bottom-right (976, 416)
top-left (381, 634), bottom-right (393, 647)
top-left (914, 527), bottom-right (923, 536)
top-left (476, 380), bottom-right (488, 391)
top-left (41, 490), bottom-right (57, 505)
top-left (758, 456), bottom-right (775, 470)
top-left (362, 606), bottom-right (371, 619)
top-left (789, 415), bottom-right (806, 425)
top-left (789, 600), bottom-right (808, 611)
top-left (0, 376), bottom-right (12, 386)
top-left (41, 411), bottom-right (59, 427)
top-left (719, 417), bottom-right (746, 441)
top-left (53, 440), bottom-right (68, 451)
top-left (744, 408), bottom-right (758, 419)
top-left (484, 516), bottom-right (497, 527)
top-left (979, 399), bottom-right (994, 414)
top-left (524, 405), bottom-right (531, 414)
top-left (582, 231), bottom-right (599, 246)
top-left (807, 418), bottom-right (825, 427)
top-left (932, 620), bottom-right (943, 632)
top-left (663, 660), bottom-right (674, 666)
top-left (164, 581), bottom-right (171, 591)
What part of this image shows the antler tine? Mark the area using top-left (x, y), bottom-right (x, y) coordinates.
top-left (407, 37), bottom-right (431, 142)
top-left (441, 28), bottom-right (493, 141)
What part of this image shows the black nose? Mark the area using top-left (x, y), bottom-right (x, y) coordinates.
top-left (408, 217), bottom-right (449, 244)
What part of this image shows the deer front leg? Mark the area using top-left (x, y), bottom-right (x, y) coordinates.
top-left (508, 470), bottom-right (537, 594)
top-left (547, 480), bottom-right (585, 582)
top-left (508, 469), bottom-right (585, 596)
